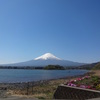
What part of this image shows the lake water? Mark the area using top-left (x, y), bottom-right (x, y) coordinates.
top-left (0, 69), bottom-right (88, 83)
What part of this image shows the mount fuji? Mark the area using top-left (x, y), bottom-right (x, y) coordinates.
top-left (34, 53), bottom-right (61, 60)
top-left (1, 53), bottom-right (85, 67)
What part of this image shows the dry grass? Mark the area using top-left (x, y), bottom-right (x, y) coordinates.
top-left (7, 79), bottom-right (67, 99)
top-left (91, 70), bottom-right (100, 76)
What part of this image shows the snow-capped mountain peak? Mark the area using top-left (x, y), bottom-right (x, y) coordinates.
top-left (34, 53), bottom-right (62, 60)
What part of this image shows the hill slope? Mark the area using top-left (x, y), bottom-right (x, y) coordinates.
top-left (92, 62), bottom-right (100, 70)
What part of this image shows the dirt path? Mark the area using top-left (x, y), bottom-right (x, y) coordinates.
top-left (91, 70), bottom-right (100, 76)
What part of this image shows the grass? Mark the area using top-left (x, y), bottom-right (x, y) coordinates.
top-left (30, 79), bottom-right (67, 99)
top-left (8, 79), bottom-right (67, 99)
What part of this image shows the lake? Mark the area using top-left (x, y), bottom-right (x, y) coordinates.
top-left (0, 69), bottom-right (88, 83)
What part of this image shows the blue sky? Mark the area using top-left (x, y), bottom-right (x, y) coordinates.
top-left (0, 0), bottom-right (100, 64)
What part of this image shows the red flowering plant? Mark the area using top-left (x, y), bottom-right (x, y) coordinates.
top-left (65, 75), bottom-right (100, 90)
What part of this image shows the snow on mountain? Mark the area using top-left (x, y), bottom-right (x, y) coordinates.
top-left (34, 53), bottom-right (61, 60)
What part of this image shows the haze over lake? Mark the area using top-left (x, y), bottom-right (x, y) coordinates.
top-left (0, 69), bottom-right (88, 83)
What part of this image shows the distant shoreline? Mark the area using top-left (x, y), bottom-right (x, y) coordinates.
top-left (0, 66), bottom-right (91, 70)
